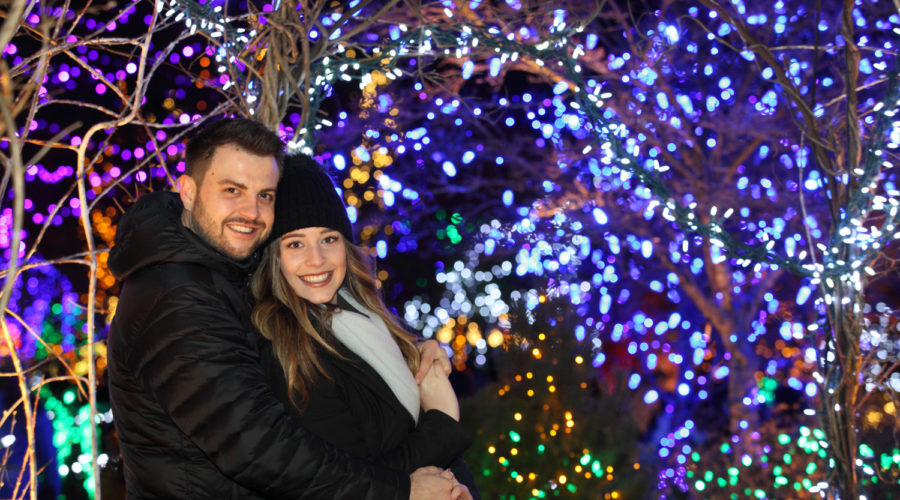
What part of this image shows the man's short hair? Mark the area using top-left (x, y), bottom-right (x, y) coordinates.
top-left (184, 117), bottom-right (285, 182)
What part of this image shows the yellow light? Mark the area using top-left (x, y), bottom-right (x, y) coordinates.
top-left (559, 475), bottom-right (567, 484)
top-left (436, 325), bottom-right (453, 344)
top-left (529, 473), bottom-right (536, 480)
top-left (514, 412), bottom-right (522, 421)
top-left (575, 356), bottom-right (584, 364)
top-left (565, 412), bottom-right (573, 420)
top-left (515, 475), bottom-right (524, 483)
top-left (575, 465), bottom-right (582, 473)
top-left (633, 462), bottom-right (640, 470)
top-left (538, 333), bottom-right (546, 340)
top-left (539, 295), bottom-right (546, 303)
top-left (488, 446), bottom-right (496, 454)
top-left (526, 372), bottom-right (533, 379)
top-left (885, 401), bottom-right (896, 415)
top-left (527, 389), bottom-right (534, 397)
top-left (566, 420), bottom-right (574, 428)
top-left (487, 328), bottom-right (504, 347)
top-left (611, 492), bottom-right (619, 499)
top-left (532, 348), bottom-right (542, 359)
top-left (546, 375), bottom-right (554, 383)
top-left (510, 448), bottom-right (518, 456)
top-left (606, 466), bottom-right (614, 473)
top-left (549, 385), bottom-right (556, 392)
top-left (550, 429), bottom-right (557, 437)
top-left (498, 456), bottom-right (505, 464)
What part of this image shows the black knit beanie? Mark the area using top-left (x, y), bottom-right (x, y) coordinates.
top-left (271, 154), bottom-right (354, 243)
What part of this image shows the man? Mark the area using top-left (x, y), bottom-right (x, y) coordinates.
top-left (107, 118), bottom-right (468, 499)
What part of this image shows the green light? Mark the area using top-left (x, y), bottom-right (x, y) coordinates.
top-left (859, 444), bottom-right (874, 458)
top-left (720, 443), bottom-right (731, 453)
top-left (566, 484), bottom-right (576, 493)
top-left (510, 471), bottom-right (519, 478)
top-left (450, 212), bottom-right (463, 224)
top-left (691, 452), bottom-right (700, 462)
top-left (775, 477), bottom-right (788, 486)
top-left (63, 390), bottom-right (76, 405)
top-left (727, 467), bottom-right (739, 476)
top-left (591, 461), bottom-right (601, 475)
top-left (537, 444), bottom-right (545, 455)
top-left (773, 466), bottom-right (783, 476)
top-left (695, 480), bottom-right (706, 491)
top-left (704, 471), bottom-right (713, 481)
top-left (446, 225), bottom-right (462, 244)
top-left (783, 453), bottom-right (792, 465)
top-left (777, 433), bottom-right (790, 445)
top-left (509, 430), bottom-right (521, 443)
top-left (51, 303), bottom-right (63, 315)
top-left (812, 428), bottom-right (825, 440)
top-left (579, 454), bottom-right (590, 466)
top-left (805, 462), bottom-right (817, 474)
top-left (741, 455), bottom-right (752, 467)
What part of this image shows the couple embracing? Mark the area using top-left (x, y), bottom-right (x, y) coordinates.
top-left (108, 118), bottom-right (479, 499)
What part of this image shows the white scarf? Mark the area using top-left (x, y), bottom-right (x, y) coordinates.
top-left (331, 290), bottom-right (420, 422)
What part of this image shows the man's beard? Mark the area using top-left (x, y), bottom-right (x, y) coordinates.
top-left (183, 196), bottom-right (264, 260)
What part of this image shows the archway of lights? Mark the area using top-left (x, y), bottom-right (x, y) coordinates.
top-left (2, 0), bottom-right (898, 498)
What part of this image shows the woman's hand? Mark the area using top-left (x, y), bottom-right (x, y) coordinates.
top-left (418, 361), bottom-right (460, 421)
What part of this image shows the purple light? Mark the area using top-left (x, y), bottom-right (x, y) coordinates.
top-left (109, 166), bottom-right (121, 178)
top-left (95, 83), bottom-right (106, 95)
top-left (126, 62), bottom-right (137, 74)
top-left (135, 171), bottom-right (147, 182)
top-left (182, 46), bottom-right (194, 58)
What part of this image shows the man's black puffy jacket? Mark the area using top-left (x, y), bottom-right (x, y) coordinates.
top-left (107, 191), bottom-right (416, 499)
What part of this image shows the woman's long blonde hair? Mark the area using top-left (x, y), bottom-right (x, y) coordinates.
top-left (251, 237), bottom-right (421, 408)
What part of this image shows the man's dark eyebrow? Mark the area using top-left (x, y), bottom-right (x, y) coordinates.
top-left (217, 178), bottom-right (248, 190)
top-left (217, 179), bottom-right (276, 194)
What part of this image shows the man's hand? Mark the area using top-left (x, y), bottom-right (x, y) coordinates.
top-left (451, 483), bottom-right (473, 500)
top-left (419, 361), bottom-right (460, 420)
top-left (415, 339), bottom-right (451, 383)
top-left (409, 467), bottom-right (454, 500)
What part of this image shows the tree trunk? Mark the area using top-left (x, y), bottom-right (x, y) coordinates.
top-left (818, 273), bottom-right (863, 499)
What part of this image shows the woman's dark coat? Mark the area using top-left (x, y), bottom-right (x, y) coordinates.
top-left (259, 317), bottom-right (481, 498)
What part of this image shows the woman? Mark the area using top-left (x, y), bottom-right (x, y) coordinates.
top-left (252, 153), bottom-right (479, 498)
